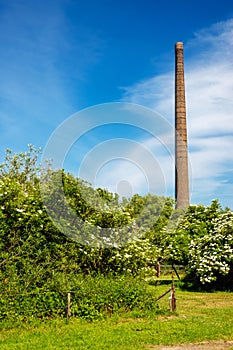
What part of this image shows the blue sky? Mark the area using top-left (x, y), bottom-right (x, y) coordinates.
top-left (1, 0), bottom-right (233, 208)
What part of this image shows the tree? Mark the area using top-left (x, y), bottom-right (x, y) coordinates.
top-left (185, 209), bottom-right (233, 289)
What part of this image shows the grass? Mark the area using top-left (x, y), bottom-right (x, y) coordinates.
top-left (0, 286), bottom-right (233, 350)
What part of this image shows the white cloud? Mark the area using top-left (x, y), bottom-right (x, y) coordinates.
top-left (190, 135), bottom-right (233, 179)
top-left (78, 137), bottom-right (172, 198)
top-left (121, 19), bottom-right (233, 208)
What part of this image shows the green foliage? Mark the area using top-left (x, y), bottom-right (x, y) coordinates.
top-left (68, 274), bottom-right (160, 320)
top-left (1, 275), bottom-right (160, 321)
top-left (0, 146), bottom-right (167, 321)
top-left (1, 145), bottom-right (233, 323)
top-left (0, 145), bottom-right (42, 184)
top-left (162, 200), bottom-right (233, 290)
top-left (1, 289), bottom-right (233, 350)
top-left (184, 209), bottom-right (233, 290)
top-left (163, 200), bottom-right (225, 265)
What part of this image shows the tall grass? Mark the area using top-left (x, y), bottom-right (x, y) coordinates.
top-left (1, 287), bottom-right (233, 350)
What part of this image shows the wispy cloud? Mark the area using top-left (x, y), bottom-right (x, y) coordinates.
top-left (85, 137), bottom-right (173, 198)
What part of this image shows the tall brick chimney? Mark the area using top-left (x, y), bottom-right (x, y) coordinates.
top-left (175, 42), bottom-right (189, 208)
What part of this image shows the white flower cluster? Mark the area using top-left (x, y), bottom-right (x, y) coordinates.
top-left (188, 211), bottom-right (233, 284)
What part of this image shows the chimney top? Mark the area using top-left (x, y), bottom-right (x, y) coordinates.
top-left (175, 42), bottom-right (183, 49)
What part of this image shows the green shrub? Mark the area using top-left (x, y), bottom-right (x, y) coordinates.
top-left (0, 275), bottom-right (161, 321)
top-left (183, 210), bottom-right (233, 291)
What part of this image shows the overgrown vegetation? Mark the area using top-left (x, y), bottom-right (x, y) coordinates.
top-left (0, 287), bottom-right (233, 350)
top-left (164, 201), bottom-right (233, 290)
top-left (0, 146), bottom-right (232, 322)
top-left (1, 275), bottom-right (161, 321)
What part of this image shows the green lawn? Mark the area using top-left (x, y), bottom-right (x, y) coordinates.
top-left (0, 287), bottom-right (233, 350)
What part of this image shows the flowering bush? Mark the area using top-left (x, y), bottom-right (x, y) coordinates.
top-left (162, 200), bottom-right (223, 265)
top-left (185, 210), bottom-right (233, 289)
top-left (1, 145), bottom-right (232, 311)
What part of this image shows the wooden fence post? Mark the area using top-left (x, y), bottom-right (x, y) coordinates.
top-left (156, 262), bottom-right (161, 277)
top-left (67, 292), bottom-right (71, 322)
top-left (169, 273), bottom-right (176, 312)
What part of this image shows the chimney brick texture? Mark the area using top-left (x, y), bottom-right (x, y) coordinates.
top-left (175, 42), bottom-right (189, 208)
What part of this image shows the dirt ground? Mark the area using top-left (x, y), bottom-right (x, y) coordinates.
top-left (147, 340), bottom-right (233, 350)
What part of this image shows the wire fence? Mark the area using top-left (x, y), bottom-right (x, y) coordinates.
top-left (1, 265), bottom-right (183, 320)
